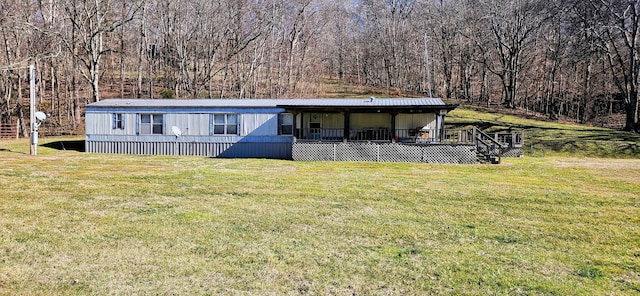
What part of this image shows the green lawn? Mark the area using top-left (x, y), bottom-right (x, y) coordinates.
top-left (0, 135), bottom-right (639, 294)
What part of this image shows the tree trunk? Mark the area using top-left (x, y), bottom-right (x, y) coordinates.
top-left (625, 91), bottom-right (639, 132)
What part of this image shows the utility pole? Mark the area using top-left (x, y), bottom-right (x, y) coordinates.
top-left (29, 65), bottom-right (37, 155)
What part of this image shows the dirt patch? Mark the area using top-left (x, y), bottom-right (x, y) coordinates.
top-left (552, 158), bottom-right (640, 170)
top-left (552, 158), bottom-right (640, 184)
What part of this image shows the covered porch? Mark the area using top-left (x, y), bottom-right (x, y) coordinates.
top-left (278, 98), bottom-right (523, 164)
top-left (279, 100), bottom-right (457, 144)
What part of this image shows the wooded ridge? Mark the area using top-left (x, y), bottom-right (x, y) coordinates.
top-left (1, 0), bottom-right (639, 135)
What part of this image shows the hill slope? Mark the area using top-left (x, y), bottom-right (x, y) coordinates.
top-left (447, 106), bottom-right (640, 158)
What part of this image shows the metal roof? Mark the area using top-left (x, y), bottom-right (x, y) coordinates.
top-left (87, 98), bottom-right (449, 109)
top-left (276, 98), bottom-right (447, 107)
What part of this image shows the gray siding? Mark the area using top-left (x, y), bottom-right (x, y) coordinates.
top-left (86, 108), bottom-right (290, 158)
top-left (240, 113), bottom-right (278, 136)
top-left (165, 113), bottom-right (210, 136)
top-left (87, 112), bottom-right (280, 137)
top-left (86, 113), bottom-right (137, 135)
top-left (86, 134), bottom-right (292, 143)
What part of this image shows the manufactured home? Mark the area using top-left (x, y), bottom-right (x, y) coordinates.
top-left (85, 98), bottom-right (522, 163)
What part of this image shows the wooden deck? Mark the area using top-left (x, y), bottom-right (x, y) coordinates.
top-left (294, 127), bottom-right (524, 164)
top-left (443, 127), bottom-right (524, 163)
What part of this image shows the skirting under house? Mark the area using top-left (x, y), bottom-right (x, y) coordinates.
top-left (292, 142), bottom-right (479, 163)
top-left (86, 136), bottom-right (293, 159)
top-left (85, 139), bottom-right (484, 164)
top-left (85, 139), bottom-right (521, 164)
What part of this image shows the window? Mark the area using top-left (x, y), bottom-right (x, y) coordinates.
top-left (213, 114), bottom-right (238, 135)
top-left (140, 114), bottom-right (164, 135)
top-left (279, 113), bottom-right (293, 135)
top-left (112, 113), bottom-right (124, 130)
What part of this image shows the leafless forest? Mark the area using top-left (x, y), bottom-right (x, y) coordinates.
top-left (1, 0), bottom-right (639, 135)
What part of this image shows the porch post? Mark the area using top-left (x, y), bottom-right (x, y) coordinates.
top-left (437, 112), bottom-right (444, 143)
top-left (299, 112), bottom-right (304, 139)
top-left (441, 115), bottom-right (446, 143)
top-left (437, 109), bottom-right (450, 144)
top-left (390, 113), bottom-right (397, 143)
top-left (292, 112), bottom-right (298, 142)
top-left (343, 112), bottom-right (350, 142)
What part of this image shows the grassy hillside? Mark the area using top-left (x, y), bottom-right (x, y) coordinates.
top-left (0, 108), bottom-right (638, 294)
top-left (447, 106), bottom-right (640, 158)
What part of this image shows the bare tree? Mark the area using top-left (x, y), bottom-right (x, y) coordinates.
top-left (58, 0), bottom-right (141, 102)
top-left (470, 0), bottom-right (549, 108)
top-left (570, 0), bottom-right (640, 132)
top-left (0, 0), bottom-right (636, 136)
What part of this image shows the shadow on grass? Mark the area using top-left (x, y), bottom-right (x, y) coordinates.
top-left (524, 138), bottom-right (640, 157)
top-left (449, 118), bottom-right (640, 141)
top-left (0, 148), bottom-right (27, 155)
top-left (42, 140), bottom-right (85, 152)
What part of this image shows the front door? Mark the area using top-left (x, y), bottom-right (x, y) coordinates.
top-left (310, 113), bottom-right (322, 140)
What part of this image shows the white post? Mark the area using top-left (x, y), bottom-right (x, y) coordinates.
top-left (29, 65), bottom-right (37, 155)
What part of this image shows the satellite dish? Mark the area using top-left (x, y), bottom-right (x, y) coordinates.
top-left (35, 111), bottom-right (47, 121)
top-left (171, 126), bottom-right (182, 137)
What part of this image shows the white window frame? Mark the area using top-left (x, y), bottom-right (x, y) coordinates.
top-left (212, 114), bottom-right (239, 135)
top-left (112, 113), bottom-right (124, 130)
top-left (139, 113), bottom-right (164, 135)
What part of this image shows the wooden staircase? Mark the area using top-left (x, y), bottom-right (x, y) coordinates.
top-left (461, 127), bottom-right (509, 164)
top-left (475, 127), bottom-right (505, 164)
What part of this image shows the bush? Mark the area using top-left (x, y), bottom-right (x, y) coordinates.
top-left (159, 88), bottom-right (175, 99)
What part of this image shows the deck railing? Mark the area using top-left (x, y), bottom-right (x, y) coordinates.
top-left (295, 127), bottom-right (523, 147)
top-left (297, 128), bottom-right (441, 142)
top-left (299, 128), bottom-right (393, 142)
top-left (495, 132), bottom-right (524, 148)
top-left (441, 127), bottom-right (525, 163)
top-left (301, 128), bottom-right (345, 141)
top-left (443, 128), bottom-right (524, 148)
top-left (395, 128), bottom-right (440, 143)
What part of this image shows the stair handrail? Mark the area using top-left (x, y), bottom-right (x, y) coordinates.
top-left (473, 127), bottom-right (504, 164)
top-left (473, 127), bottom-right (507, 148)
